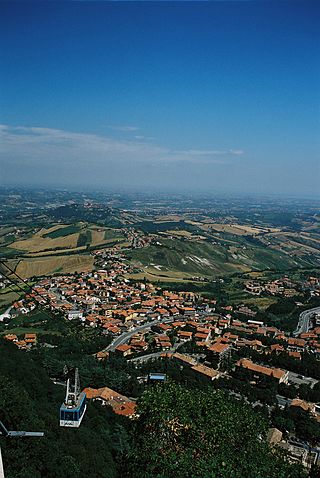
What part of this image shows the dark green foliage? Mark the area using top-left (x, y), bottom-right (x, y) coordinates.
top-left (103, 229), bottom-right (124, 240)
top-left (124, 382), bottom-right (306, 478)
top-left (77, 230), bottom-right (92, 247)
top-left (271, 407), bottom-right (320, 445)
top-left (43, 224), bottom-right (81, 238)
top-left (49, 205), bottom-right (123, 227)
top-left (298, 382), bottom-right (320, 403)
top-left (135, 220), bottom-right (199, 234)
top-left (0, 339), bottom-right (121, 478)
top-left (266, 298), bottom-right (297, 316)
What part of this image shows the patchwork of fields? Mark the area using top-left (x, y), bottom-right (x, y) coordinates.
top-left (10, 223), bottom-right (126, 255)
top-left (2, 217), bottom-right (320, 282)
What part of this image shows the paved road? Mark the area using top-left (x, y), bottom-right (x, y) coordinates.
top-left (129, 351), bottom-right (165, 363)
top-left (104, 317), bottom-right (175, 352)
top-left (293, 305), bottom-right (320, 337)
top-left (287, 371), bottom-right (318, 388)
top-left (129, 341), bottom-right (184, 363)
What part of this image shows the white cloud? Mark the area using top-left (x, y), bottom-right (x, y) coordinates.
top-left (0, 124), bottom-right (243, 167)
top-left (107, 125), bottom-right (140, 132)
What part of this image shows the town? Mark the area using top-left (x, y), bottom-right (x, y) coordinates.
top-left (1, 244), bottom-right (320, 472)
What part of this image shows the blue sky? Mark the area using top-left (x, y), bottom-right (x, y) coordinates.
top-left (0, 1), bottom-right (319, 195)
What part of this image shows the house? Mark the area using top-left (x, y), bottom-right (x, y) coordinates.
top-left (179, 307), bottom-right (196, 317)
top-left (24, 333), bottom-right (37, 346)
top-left (288, 351), bottom-right (301, 360)
top-left (115, 344), bottom-right (132, 357)
top-left (195, 327), bottom-right (211, 342)
top-left (290, 399), bottom-right (316, 414)
top-left (95, 351), bottom-right (110, 361)
top-left (130, 340), bottom-right (148, 352)
top-left (237, 306), bottom-right (257, 318)
top-left (147, 373), bottom-right (167, 384)
top-left (84, 386), bottom-right (136, 417)
top-left (177, 330), bottom-right (193, 341)
top-left (152, 323), bottom-right (171, 334)
top-left (4, 334), bottom-right (18, 342)
top-left (155, 308), bottom-right (170, 317)
top-left (236, 358), bottom-right (289, 384)
top-left (67, 309), bottom-right (83, 320)
top-left (171, 353), bottom-right (197, 367)
top-left (208, 342), bottom-right (231, 368)
top-left (154, 334), bottom-right (172, 350)
top-left (191, 364), bottom-right (220, 381)
top-left (270, 344), bottom-right (285, 354)
top-left (267, 428), bottom-right (283, 446)
top-left (245, 282), bottom-right (263, 295)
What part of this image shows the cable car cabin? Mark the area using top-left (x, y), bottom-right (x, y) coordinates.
top-left (60, 391), bottom-right (86, 428)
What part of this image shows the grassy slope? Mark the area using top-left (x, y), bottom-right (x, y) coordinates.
top-left (125, 235), bottom-right (315, 280)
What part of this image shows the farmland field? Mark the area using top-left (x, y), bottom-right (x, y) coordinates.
top-left (11, 225), bottom-right (80, 252)
top-left (12, 254), bottom-right (94, 278)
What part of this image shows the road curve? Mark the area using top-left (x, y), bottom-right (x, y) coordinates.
top-left (293, 305), bottom-right (320, 337)
top-left (103, 317), bottom-right (174, 352)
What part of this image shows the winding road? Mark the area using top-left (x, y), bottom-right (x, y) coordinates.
top-left (293, 305), bottom-right (320, 337)
top-left (103, 317), bottom-right (176, 352)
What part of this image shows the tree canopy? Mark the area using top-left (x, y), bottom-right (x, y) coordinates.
top-left (124, 382), bottom-right (306, 478)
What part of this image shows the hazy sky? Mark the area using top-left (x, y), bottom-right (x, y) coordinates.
top-left (0, 1), bottom-right (319, 195)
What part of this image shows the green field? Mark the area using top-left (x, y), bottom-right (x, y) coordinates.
top-left (125, 236), bottom-right (312, 281)
top-left (77, 229), bottom-right (92, 247)
top-left (104, 228), bottom-right (125, 240)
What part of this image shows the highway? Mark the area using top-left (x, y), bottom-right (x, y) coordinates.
top-left (293, 305), bottom-right (320, 337)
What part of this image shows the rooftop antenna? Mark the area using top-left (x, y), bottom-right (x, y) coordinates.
top-left (0, 420), bottom-right (44, 478)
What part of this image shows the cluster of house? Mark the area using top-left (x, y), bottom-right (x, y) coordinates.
top-left (226, 315), bottom-right (320, 359)
top-left (8, 266), bottom-right (203, 335)
top-left (125, 227), bottom-right (152, 249)
top-left (114, 310), bottom-right (320, 362)
top-left (4, 332), bottom-right (37, 349)
top-left (163, 352), bottom-right (220, 381)
top-left (267, 398), bottom-right (320, 469)
top-left (5, 263), bottom-right (320, 370)
top-left (113, 315), bottom-right (232, 367)
top-left (245, 275), bottom-right (320, 298)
